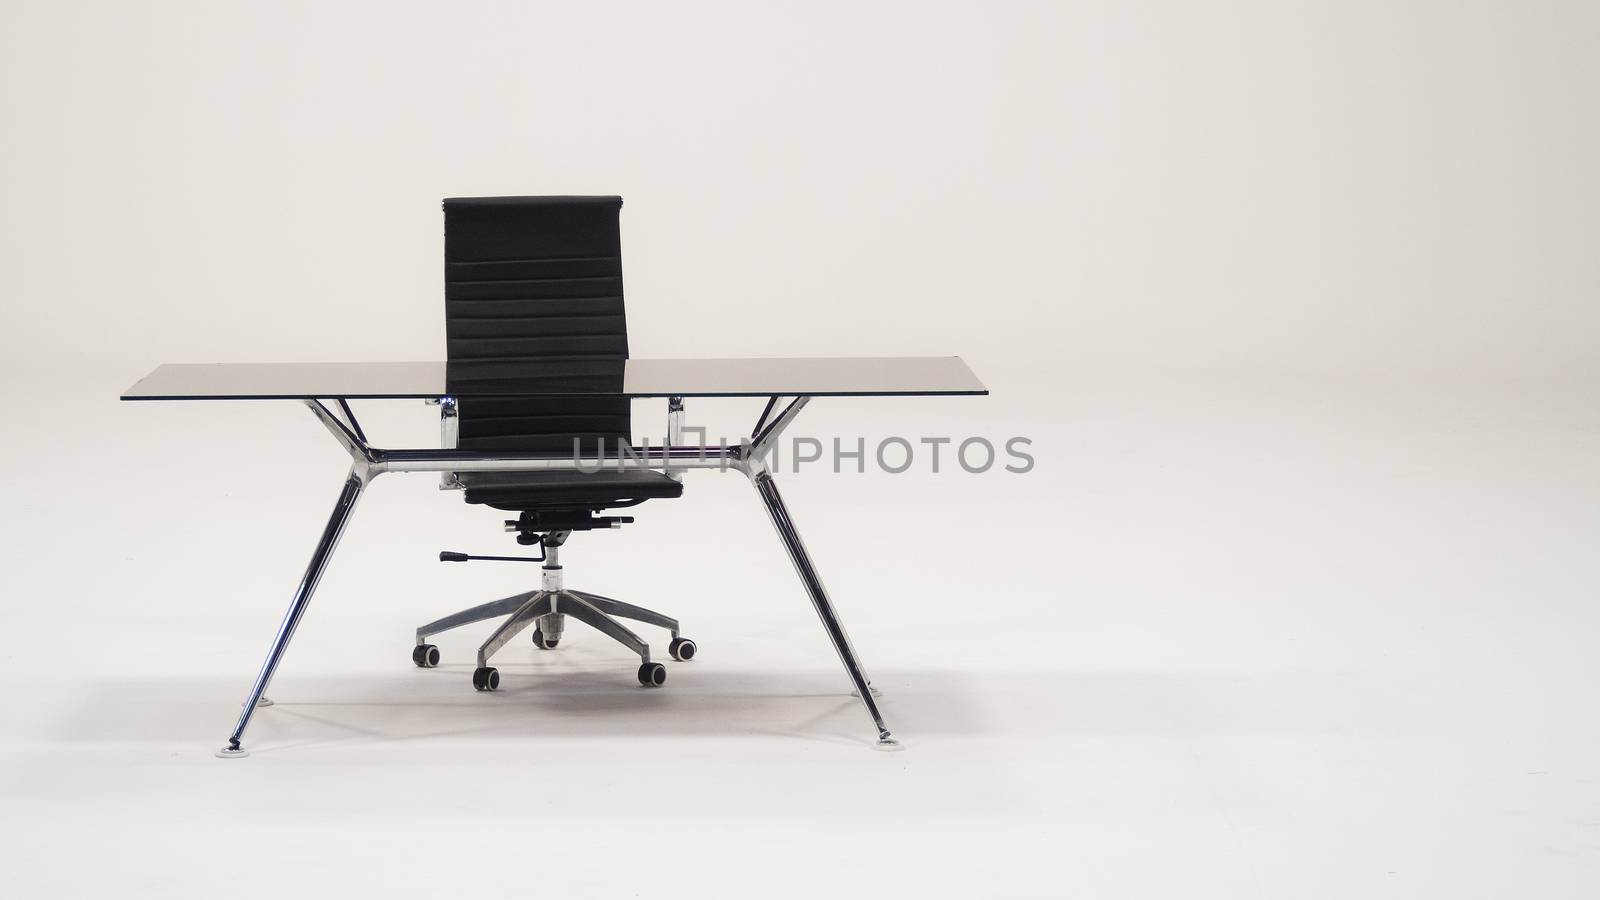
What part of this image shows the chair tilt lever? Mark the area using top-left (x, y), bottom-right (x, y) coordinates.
top-left (438, 550), bottom-right (545, 563)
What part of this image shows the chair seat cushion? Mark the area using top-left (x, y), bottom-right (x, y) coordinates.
top-left (460, 468), bottom-right (684, 511)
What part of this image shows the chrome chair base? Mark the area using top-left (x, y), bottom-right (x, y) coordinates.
top-left (412, 544), bottom-right (694, 691)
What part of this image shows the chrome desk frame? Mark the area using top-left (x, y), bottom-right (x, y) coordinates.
top-left (219, 394), bottom-right (897, 756)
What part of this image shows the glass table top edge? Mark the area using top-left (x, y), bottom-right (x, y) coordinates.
top-left (121, 388), bottom-right (990, 400)
top-left (119, 357), bottom-right (989, 401)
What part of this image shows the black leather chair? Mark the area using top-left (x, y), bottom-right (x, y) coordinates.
top-left (411, 196), bottom-right (696, 691)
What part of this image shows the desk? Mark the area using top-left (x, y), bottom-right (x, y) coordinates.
top-left (122, 356), bottom-right (987, 754)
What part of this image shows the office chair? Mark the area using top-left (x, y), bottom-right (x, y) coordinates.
top-left (411, 196), bottom-right (695, 691)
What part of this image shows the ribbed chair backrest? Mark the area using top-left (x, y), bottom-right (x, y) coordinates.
top-left (443, 196), bottom-right (630, 455)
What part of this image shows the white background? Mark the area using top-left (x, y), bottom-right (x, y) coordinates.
top-left (3, 1), bottom-right (1599, 897)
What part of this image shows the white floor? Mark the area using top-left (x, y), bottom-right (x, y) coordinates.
top-left (3, 372), bottom-right (1598, 898)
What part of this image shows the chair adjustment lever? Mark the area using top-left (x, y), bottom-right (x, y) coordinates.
top-left (438, 548), bottom-right (546, 563)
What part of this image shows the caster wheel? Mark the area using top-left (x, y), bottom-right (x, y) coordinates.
top-left (532, 628), bottom-right (560, 649)
top-left (668, 637), bottom-right (697, 662)
top-left (472, 666), bottom-right (500, 692)
top-left (637, 662), bottom-right (667, 687)
top-left (412, 644), bottom-right (440, 668)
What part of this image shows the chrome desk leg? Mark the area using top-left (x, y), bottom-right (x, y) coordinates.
top-left (749, 469), bottom-right (899, 749)
top-left (217, 466), bottom-right (368, 759)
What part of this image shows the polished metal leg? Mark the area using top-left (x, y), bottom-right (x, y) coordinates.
top-left (475, 593), bottom-right (551, 668)
top-left (417, 590), bottom-right (540, 644)
top-left (571, 590), bottom-right (680, 636)
top-left (219, 465), bottom-right (369, 758)
top-left (559, 592), bottom-right (651, 662)
top-left (749, 469), bottom-right (899, 749)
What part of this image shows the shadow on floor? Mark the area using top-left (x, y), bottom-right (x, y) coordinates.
top-left (22, 656), bottom-right (1431, 760)
top-left (35, 664), bottom-right (997, 754)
